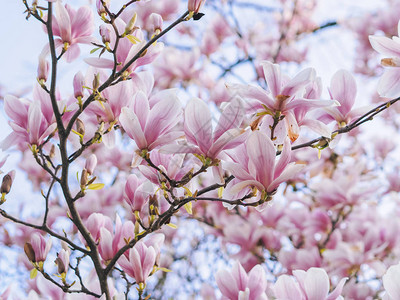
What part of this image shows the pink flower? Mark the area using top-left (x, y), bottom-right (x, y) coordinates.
top-left (224, 131), bottom-right (304, 202)
top-left (369, 20), bottom-right (400, 97)
top-left (47, 3), bottom-right (96, 62)
top-left (383, 262), bottom-right (400, 299)
top-left (119, 91), bottom-right (182, 166)
top-left (215, 261), bottom-right (267, 300)
top-left (228, 61), bottom-right (332, 142)
top-left (162, 97), bottom-right (245, 159)
top-left (320, 70), bottom-right (367, 127)
top-left (124, 174), bottom-right (153, 213)
top-left (29, 233), bottom-right (52, 263)
top-left (118, 241), bottom-right (156, 284)
top-left (273, 267), bottom-right (347, 300)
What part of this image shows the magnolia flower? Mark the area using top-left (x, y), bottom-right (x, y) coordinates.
top-left (24, 233), bottom-right (52, 270)
top-left (215, 261), bottom-right (268, 300)
top-left (119, 91), bottom-right (182, 166)
top-left (224, 131), bottom-right (304, 203)
top-left (274, 268), bottom-right (347, 300)
top-left (46, 2), bottom-right (96, 62)
top-left (228, 61), bottom-right (333, 141)
top-left (118, 241), bottom-right (156, 285)
top-left (369, 20), bottom-right (400, 97)
top-left (320, 70), bottom-right (367, 127)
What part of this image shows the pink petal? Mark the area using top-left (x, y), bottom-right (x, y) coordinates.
top-left (268, 163), bottom-right (305, 193)
top-left (247, 265), bottom-right (266, 299)
top-left (282, 68), bottom-right (315, 96)
top-left (119, 107), bottom-right (147, 149)
top-left (226, 83), bottom-right (275, 110)
top-left (84, 57), bottom-right (115, 69)
top-left (144, 96), bottom-right (181, 146)
top-left (261, 61), bottom-right (282, 98)
top-left (56, 2), bottom-right (71, 43)
top-left (184, 98), bottom-right (212, 154)
top-left (213, 97), bottom-right (244, 142)
top-left (326, 277), bottom-right (347, 300)
top-left (216, 269), bottom-right (239, 299)
top-left (273, 275), bottom-right (303, 299)
top-left (329, 70), bottom-right (356, 115)
top-left (377, 68), bottom-right (400, 98)
top-left (369, 35), bottom-right (400, 58)
top-left (208, 128), bottom-right (244, 158)
top-left (302, 268), bottom-right (330, 300)
top-left (301, 119), bottom-right (332, 138)
top-left (246, 131), bottom-right (275, 189)
top-left (383, 263), bottom-right (400, 300)
top-left (274, 138), bottom-right (292, 179)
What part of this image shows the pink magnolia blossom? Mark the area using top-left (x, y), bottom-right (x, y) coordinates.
top-left (369, 20), bottom-right (400, 97)
top-left (47, 2), bottom-right (96, 62)
top-left (319, 70), bottom-right (367, 127)
top-left (215, 261), bottom-right (267, 300)
top-left (29, 233), bottom-right (52, 263)
top-left (273, 267), bottom-right (347, 300)
top-left (162, 97), bottom-right (245, 159)
top-left (124, 174), bottom-right (153, 213)
top-left (228, 61), bottom-right (333, 142)
top-left (118, 241), bottom-right (156, 284)
top-left (224, 131), bottom-right (304, 202)
top-left (119, 91), bottom-right (182, 166)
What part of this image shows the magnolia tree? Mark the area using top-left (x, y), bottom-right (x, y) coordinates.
top-left (2, 0), bottom-right (400, 299)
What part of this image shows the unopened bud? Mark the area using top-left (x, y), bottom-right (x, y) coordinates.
top-left (73, 71), bottom-right (85, 99)
top-left (148, 195), bottom-right (158, 216)
top-left (76, 118), bottom-right (85, 136)
top-left (85, 154), bottom-right (97, 175)
top-left (1, 170), bottom-right (15, 203)
top-left (96, 0), bottom-right (110, 17)
top-left (37, 55), bottom-right (49, 84)
top-left (188, 0), bottom-right (206, 14)
top-left (124, 12), bottom-right (138, 35)
top-left (81, 169), bottom-right (89, 187)
top-left (92, 73), bottom-right (100, 91)
top-left (55, 256), bottom-right (66, 274)
top-left (99, 24), bottom-right (111, 44)
top-left (24, 242), bottom-right (36, 262)
top-left (49, 144), bottom-right (56, 159)
top-left (150, 13), bottom-right (163, 34)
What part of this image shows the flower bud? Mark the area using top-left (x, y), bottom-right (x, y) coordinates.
top-left (37, 55), bottom-right (49, 85)
top-left (124, 12), bottom-right (138, 36)
top-left (76, 118), bottom-right (85, 136)
top-left (55, 248), bottom-right (70, 275)
top-left (24, 242), bottom-right (36, 262)
top-left (188, 0), bottom-right (206, 14)
top-left (81, 169), bottom-right (89, 187)
top-left (85, 154), bottom-right (97, 175)
top-left (99, 24), bottom-right (111, 44)
top-left (150, 13), bottom-right (163, 34)
top-left (1, 170), bottom-right (15, 204)
top-left (73, 71), bottom-right (85, 99)
top-left (96, 0), bottom-right (110, 17)
top-left (93, 73), bottom-right (100, 91)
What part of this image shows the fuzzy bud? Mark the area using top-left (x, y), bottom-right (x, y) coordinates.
top-left (99, 24), bottom-right (111, 44)
top-left (1, 170), bottom-right (15, 204)
top-left (124, 12), bottom-right (138, 35)
top-left (37, 55), bottom-right (49, 84)
top-left (24, 242), bottom-right (36, 262)
top-left (150, 13), bottom-right (163, 34)
top-left (85, 154), bottom-right (97, 175)
top-left (76, 118), bottom-right (85, 136)
top-left (73, 71), bottom-right (85, 99)
top-left (81, 169), bottom-right (89, 187)
top-left (96, 0), bottom-right (110, 17)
